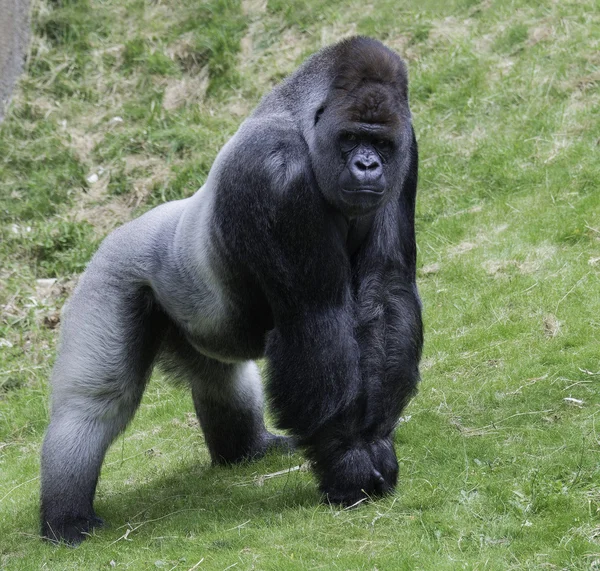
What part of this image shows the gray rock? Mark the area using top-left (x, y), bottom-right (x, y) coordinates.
top-left (0, 0), bottom-right (30, 122)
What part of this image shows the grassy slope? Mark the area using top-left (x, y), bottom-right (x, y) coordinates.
top-left (1, 0), bottom-right (599, 569)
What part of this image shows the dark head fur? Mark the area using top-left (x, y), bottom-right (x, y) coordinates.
top-left (328, 37), bottom-right (408, 126)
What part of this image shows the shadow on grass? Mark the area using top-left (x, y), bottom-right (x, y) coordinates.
top-left (36, 450), bottom-right (316, 545)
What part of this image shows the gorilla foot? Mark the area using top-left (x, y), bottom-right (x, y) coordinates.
top-left (41, 513), bottom-right (104, 546)
top-left (318, 445), bottom-right (396, 507)
top-left (263, 433), bottom-right (296, 455)
top-left (248, 432), bottom-right (295, 462)
top-left (211, 432), bottom-right (295, 465)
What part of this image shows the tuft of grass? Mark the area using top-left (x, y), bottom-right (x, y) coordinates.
top-left (493, 22), bottom-right (529, 53)
top-left (0, 110), bottom-right (87, 221)
top-left (1, 0), bottom-right (599, 569)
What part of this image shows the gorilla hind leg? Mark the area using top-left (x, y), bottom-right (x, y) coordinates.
top-left (41, 286), bottom-right (167, 544)
top-left (160, 339), bottom-right (292, 464)
top-left (193, 361), bottom-right (293, 464)
top-left (41, 416), bottom-right (117, 544)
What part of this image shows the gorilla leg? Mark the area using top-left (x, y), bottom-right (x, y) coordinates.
top-left (41, 410), bottom-right (126, 544)
top-left (41, 285), bottom-right (166, 544)
top-left (192, 360), bottom-right (291, 464)
top-left (160, 338), bottom-right (291, 464)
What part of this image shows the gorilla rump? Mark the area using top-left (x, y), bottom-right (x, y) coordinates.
top-left (40, 36), bottom-right (423, 544)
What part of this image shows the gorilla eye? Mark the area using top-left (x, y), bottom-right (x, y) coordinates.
top-left (340, 133), bottom-right (358, 144)
top-left (339, 133), bottom-right (359, 153)
top-left (376, 139), bottom-right (393, 152)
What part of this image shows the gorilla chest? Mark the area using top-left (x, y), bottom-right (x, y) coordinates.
top-left (182, 289), bottom-right (273, 363)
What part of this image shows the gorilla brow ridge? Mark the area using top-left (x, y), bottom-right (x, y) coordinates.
top-left (333, 85), bottom-right (400, 126)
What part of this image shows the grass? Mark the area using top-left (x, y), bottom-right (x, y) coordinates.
top-left (1, 0), bottom-right (599, 568)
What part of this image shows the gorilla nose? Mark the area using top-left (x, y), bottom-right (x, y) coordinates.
top-left (354, 155), bottom-right (380, 171)
top-left (350, 156), bottom-right (382, 184)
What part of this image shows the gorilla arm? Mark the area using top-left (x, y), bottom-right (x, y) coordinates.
top-left (261, 205), bottom-right (394, 506)
top-left (351, 131), bottom-right (422, 491)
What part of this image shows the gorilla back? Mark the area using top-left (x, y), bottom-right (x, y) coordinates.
top-left (40, 36), bottom-right (423, 544)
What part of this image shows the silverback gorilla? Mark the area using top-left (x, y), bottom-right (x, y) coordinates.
top-left (41, 36), bottom-right (423, 544)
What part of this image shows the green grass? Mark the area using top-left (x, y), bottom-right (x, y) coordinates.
top-left (1, 0), bottom-right (599, 569)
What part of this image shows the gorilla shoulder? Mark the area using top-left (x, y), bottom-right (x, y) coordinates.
top-left (219, 116), bottom-right (313, 198)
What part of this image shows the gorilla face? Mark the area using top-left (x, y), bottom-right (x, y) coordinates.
top-left (311, 81), bottom-right (411, 218)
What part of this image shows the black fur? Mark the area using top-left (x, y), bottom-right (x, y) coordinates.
top-left (40, 36), bottom-right (422, 544)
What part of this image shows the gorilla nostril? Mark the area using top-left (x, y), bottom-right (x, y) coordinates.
top-left (354, 158), bottom-right (380, 172)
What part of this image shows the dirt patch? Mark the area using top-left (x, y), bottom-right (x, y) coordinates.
top-left (238, 0), bottom-right (267, 69)
top-left (73, 184), bottom-right (132, 235)
top-left (420, 262), bottom-right (441, 276)
top-left (543, 314), bottom-right (561, 337)
top-left (168, 33), bottom-right (207, 75)
top-left (242, 0), bottom-right (267, 15)
top-left (528, 24), bottom-right (554, 47)
top-left (0, 0), bottom-right (30, 121)
top-left (429, 16), bottom-right (473, 44)
top-left (65, 125), bottom-right (105, 166)
top-left (74, 155), bottom-right (171, 235)
top-left (123, 155), bottom-right (172, 206)
top-left (319, 21), bottom-right (359, 46)
top-left (162, 72), bottom-right (209, 111)
top-left (449, 241), bottom-right (476, 256)
top-left (482, 259), bottom-right (513, 276)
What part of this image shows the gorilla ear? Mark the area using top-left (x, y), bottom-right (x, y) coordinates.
top-left (314, 106), bottom-right (325, 126)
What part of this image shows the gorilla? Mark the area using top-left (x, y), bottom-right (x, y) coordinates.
top-left (40, 36), bottom-right (423, 544)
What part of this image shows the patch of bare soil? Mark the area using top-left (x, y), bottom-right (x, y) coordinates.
top-left (429, 16), bottom-right (473, 44)
top-left (543, 313), bottom-right (561, 337)
top-left (162, 72), bottom-right (209, 111)
top-left (449, 241), bottom-right (476, 256)
top-left (75, 154), bottom-right (171, 235)
top-left (238, 0), bottom-right (267, 71)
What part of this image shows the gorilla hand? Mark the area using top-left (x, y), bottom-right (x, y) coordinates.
top-left (314, 442), bottom-right (397, 506)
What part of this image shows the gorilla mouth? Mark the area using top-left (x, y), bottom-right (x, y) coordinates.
top-left (342, 187), bottom-right (385, 196)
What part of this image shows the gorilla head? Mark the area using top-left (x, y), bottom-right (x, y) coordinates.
top-left (40, 36), bottom-right (422, 545)
top-left (308, 38), bottom-right (412, 217)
